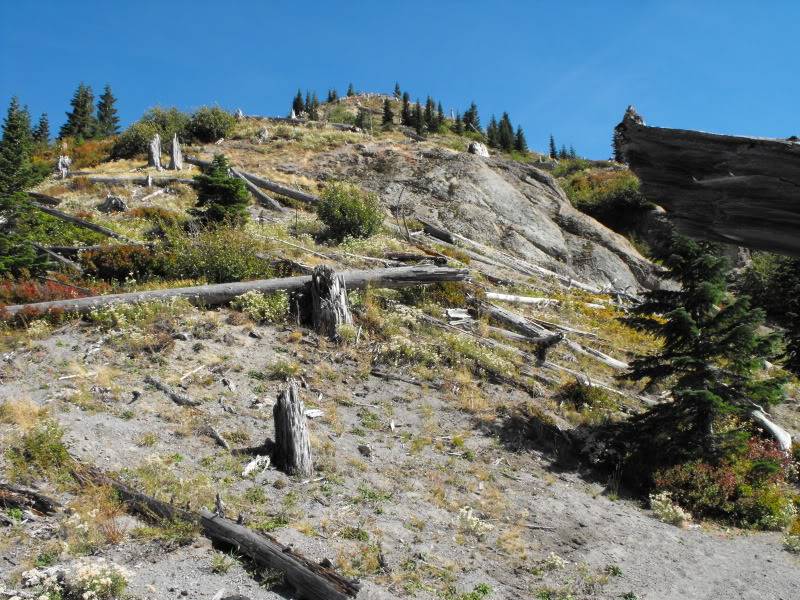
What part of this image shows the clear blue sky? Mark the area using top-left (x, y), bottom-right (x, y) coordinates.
top-left (1, 0), bottom-right (797, 158)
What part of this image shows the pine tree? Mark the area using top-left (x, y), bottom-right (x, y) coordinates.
top-left (292, 90), bottom-right (304, 116)
top-left (612, 128), bottom-right (624, 163)
top-left (60, 83), bottom-right (96, 139)
top-left (400, 92), bottom-right (412, 126)
top-left (436, 102), bottom-right (445, 128)
top-left (32, 113), bottom-right (50, 145)
top-left (0, 97), bottom-right (34, 195)
top-left (559, 145), bottom-right (568, 159)
top-left (498, 112), bottom-right (514, 151)
top-left (620, 237), bottom-right (785, 481)
top-left (394, 82), bottom-right (401, 98)
top-left (347, 83), bottom-right (356, 97)
top-left (309, 92), bottom-right (320, 120)
top-left (95, 84), bottom-right (120, 137)
top-left (303, 91), bottom-right (312, 115)
top-left (454, 112), bottom-right (464, 135)
top-left (192, 154), bottom-right (250, 225)
top-left (462, 102), bottom-right (481, 132)
top-left (424, 97), bottom-right (436, 132)
top-left (569, 145), bottom-right (577, 159)
top-left (514, 126), bottom-right (527, 152)
top-left (548, 134), bottom-right (557, 159)
top-left (486, 116), bottom-right (499, 148)
top-left (413, 101), bottom-right (424, 135)
top-left (382, 98), bottom-right (394, 126)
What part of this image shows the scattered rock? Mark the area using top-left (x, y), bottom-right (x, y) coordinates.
top-left (468, 141), bottom-right (490, 157)
top-left (99, 194), bottom-right (128, 212)
top-left (254, 127), bottom-right (270, 144)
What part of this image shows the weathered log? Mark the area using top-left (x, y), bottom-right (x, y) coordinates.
top-left (206, 425), bottom-right (231, 451)
top-left (310, 265), bottom-right (353, 339)
top-left (185, 157), bottom-right (321, 205)
top-left (616, 105), bottom-right (800, 256)
top-left (144, 375), bottom-right (201, 407)
top-left (169, 134), bottom-right (183, 170)
top-left (27, 192), bottom-right (62, 206)
top-left (751, 409), bottom-right (793, 452)
top-left (230, 167), bottom-right (286, 212)
top-left (0, 482), bottom-right (61, 514)
top-left (384, 251), bottom-right (447, 265)
top-left (32, 203), bottom-right (134, 242)
top-left (31, 242), bottom-right (83, 273)
top-left (485, 292), bottom-right (557, 306)
top-left (148, 134), bottom-right (162, 171)
top-left (273, 380), bottom-right (313, 477)
top-left (88, 176), bottom-right (196, 186)
top-left (255, 252), bottom-right (314, 275)
top-left (75, 466), bottom-right (361, 600)
top-left (2, 266), bottom-right (469, 318)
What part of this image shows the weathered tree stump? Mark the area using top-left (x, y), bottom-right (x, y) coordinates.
top-left (148, 134), bottom-right (162, 171)
top-left (169, 134), bottom-right (183, 170)
top-left (56, 155), bottom-right (72, 179)
top-left (99, 194), bottom-right (128, 212)
top-left (310, 265), bottom-right (353, 339)
top-left (273, 379), bottom-right (313, 477)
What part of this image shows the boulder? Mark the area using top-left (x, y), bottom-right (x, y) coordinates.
top-left (468, 141), bottom-right (490, 157)
top-left (99, 195), bottom-right (128, 212)
top-left (255, 127), bottom-right (270, 144)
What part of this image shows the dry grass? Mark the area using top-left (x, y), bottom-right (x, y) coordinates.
top-left (0, 397), bottom-right (48, 431)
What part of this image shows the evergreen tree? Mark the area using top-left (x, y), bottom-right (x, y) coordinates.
top-left (382, 98), bottom-right (394, 126)
top-left (400, 92), bottom-right (412, 126)
top-left (498, 112), bottom-right (514, 151)
top-left (548, 134), bottom-right (557, 159)
top-left (612, 128), bottom-right (625, 163)
top-left (347, 83), bottom-right (356, 97)
top-left (326, 89), bottom-right (337, 103)
top-left (436, 102), bottom-right (445, 128)
top-left (309, 92), bottom-right (320, 120)
top-left (95, 84), bottom-right (120, 137)
top-left (486, 116), bottom-right (499, 148)
top-left (454, 112), bottom-right (464, 135)
top-left (424, 97), bottom-right (436, 132)
top-left (462, 102), bottom-right (481, 132)
top-left (303, 91), bottom-right (312, 115)
top-left (559, 145), bottom-right (568, 159)
top-left (620, 237), bottom-right (785, 482)
top-left (192, 154), bottom-right (250, 224)
top-left (569, 145), bottom-right (577, 159)
top-left (32, 113), bottom-right (50, 145)
top-left (413, 101), bottom-right (424, 135)
top-left (514, 126), bottom-right (527, 152)
top-left (60, 83), bottom-right (96, 139)
top-left (0, 97), bottom-right (34, 195)
top-left (394, 82), bottom-right (401, 98)
top-left (292, 89), bottom-right (304, 115)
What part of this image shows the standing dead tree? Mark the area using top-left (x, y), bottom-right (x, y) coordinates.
top-left (309, 265), bottom-right (353, 339)
top-left (169, 134), bottom-right (183, 170)
top-left (148, 134), bottom-right (162, 171)
top-left (273, 380), bottom-right (313, 478)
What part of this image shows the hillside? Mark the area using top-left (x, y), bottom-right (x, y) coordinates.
top-left (1, 96), bottom-right (799, 600)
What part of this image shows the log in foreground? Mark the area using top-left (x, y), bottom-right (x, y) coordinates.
top-left (616, 105), bottom-right (800, 256)
top-left (2, 265), bottom-right (469, 318)
top-left (74, 466), bottom-right (361, 600)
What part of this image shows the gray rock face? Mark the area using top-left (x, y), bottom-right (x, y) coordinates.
top-left (310, 143), bottom-right (662, 290)
top-left (468, 141), bottom-right (490, 157)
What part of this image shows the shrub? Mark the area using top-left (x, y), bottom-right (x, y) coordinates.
top-left (80, 244), bottom-right (164, 281)
top-left (231, 290), bottom-right (289, 323)
top-left (111, 107), bottom-right (190, 158)
top-left (192, 154), bottom-right (250, 224)
top-left (557, 381), bottom-right (618, 424)
top-left (63, 137), bottom-right (114, 168)
top-left (187, 106), bottom-right (236, 143)
top-left (5, 421), bottom-right (72, 483)
top-left (784, 534), bottom-right (800, 554)
top-left (562, 169), bottom-right (652, 234)
top-left (649, 491), bottom-right (692, 526)
top-left (317, 182), bottom-right (383, 240)
top-left (111, 121), bottom-right (159, 158)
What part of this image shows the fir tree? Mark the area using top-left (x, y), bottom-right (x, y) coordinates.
top-left (309, 92), bottom-right (320, 120)
top-left (454, 112), bottom-right (464, 135)
top-left (326, 89), bottom-right (337, 103)
top-left (569, 145), bottom-right (577, 159)
top-left (303, 91), bottom-right (312, 115)
top-left (0, 97), bottom-right (34, 195)
top-left (436, 102), bottom-right (445, 128)
top-left (95, 84), bottom-right (120, 137)
top-left (559, 145), bottom-right (568, 159)
top-left (292, 89), bottom-right (304, 116)
top-left (382, 98), bottom-right (394, 126)
top-left (548, 134), bottom-right (557, 159)
top-left (394, 82), bottom-right (401, 98)
top-left (32, 113), bottom-right (50, 145)
top-left (400, 92), bottom-right (412, 127)
top-left (192, 154), bottom-right (250, 224)
top-left (612, 128), bottom-right (625, 163)
top-left (347, 83), bottom-right (356, 97)
top-left (498, 112), bottom-right (514, 151)
top-left (486, 116), bottom-right (499, 148)
top-left (620, 237), bottom-right (785, 482)
top-left (60, 83), bottom-right (96, 139)
top-left (462, 102), bottom-right (481, 132)
top-left (424, 97), bottom-right (436, 132)
top-left (514, 126), bottom-right (527, 152)
top-left (413, 101), bottom-right (424, 135)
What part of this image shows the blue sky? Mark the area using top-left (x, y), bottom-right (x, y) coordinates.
top-left (1, 0), bottom-right (797, 158)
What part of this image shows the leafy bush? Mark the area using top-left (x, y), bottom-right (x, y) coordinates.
top-left (649, 491), bottom-right (692, 526)
top-left (317, 181), bottom-right (383, 240)
top-left (187, 106), bottom-right (236, 143)
top-left (231, 290), bottom-right (289, 323)
top-left (63, 137), bottom-right (114, 168)
top-left (562, 169), bottom-right (652, 234)
top-left (112, 107), bottom-right (190, 158)
top-left (80, 244), bottom-right (164, 281)
top-left (557, 380), bottom-right (618, 424)
top-left (111, 121), bottom-right (159, 158)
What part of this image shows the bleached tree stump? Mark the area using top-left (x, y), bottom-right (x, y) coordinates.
top-left (273, 379), bottom-right (313, 477)
top-left (310, 265), bottom-right (353, 339)
top-left (169, 134), bottom-right (183, 170)
top-left (148, 134), bottom-right (162, 171)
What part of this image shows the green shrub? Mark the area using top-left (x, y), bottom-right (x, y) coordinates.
top-left (80, 244), bottom-right (164, 282)
top-left (111, 121), bottom-right (159, 158)
top-left (192, 154), bottom-right (250, 224)
top-left (557, 381), bottom-right (618, 424)
top-left (231, 290), bottom-right (289, 323)
top-left (5, 421), bottom-right (72, 483)
top-left (317, 182), bottom-right (383, 241)
top-left (562, 169), bottom-right (652, 234)
top-left (187, 106), bottom-right (236, 143)
top-left (112, 107), bottom-right (190, 158)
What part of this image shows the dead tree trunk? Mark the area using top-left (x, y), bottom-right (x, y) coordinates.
top-left (273, 380), bottom-right (313, 478)
top-left (310, 265), bottom-right (353, 339)
top-left (169, 134), bottom-right (183, 170)
top-left (148, 134), bottom-right (162, 171)
top-left (32, 203), bottom-right (134, 242)
top-left (230, 167), bottom-right (286, 212)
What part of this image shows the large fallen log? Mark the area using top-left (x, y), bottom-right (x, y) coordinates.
top-left (74, 466), bottom-right (362, 600)
top-left (2, 265), bottom-right (469, 318)
top-left (230, 167), bottom-right (286, 212)
top-left (186, 156), bottom-right (321, 205)
top-left (751, 409), bottom-right (793, 452)
top-left (616, 105), bottom-right (800, 256)
top-left (87, 176), bottom-right (196, 186)
top-left (0, 482), bottom-right (61, 515)
top-left (27, 192), bottom-right (62, 206)
top-left (32, 203), bottom-right (134, 242)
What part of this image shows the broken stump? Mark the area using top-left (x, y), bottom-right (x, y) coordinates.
top-left (310, 265), bottom-right (353, 339)
top-left (273, 379), bottom-right (313, 478)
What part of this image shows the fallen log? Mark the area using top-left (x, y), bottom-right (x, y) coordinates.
top-left (87, 176), bottom-right (196, 186)
top-left (751, 409), bottom-right (793, 452)
top-left (27, 192), bottom-right (62, 206)
top-left (384, 251), bottom-right (447, 265)
top-left (74, 466), bottom-right (362, 600)
top-left (31, 242), bottom-right (83, 273)
top-left (2, 265), bottom-right (469, 318)
top-left (32, 203), bottom-right (134, 242)
top-left (144, 375), bottom-right (201, 407)
top-left (230, 168), bottom-right (286, 212)
top-left (0, 482), bottom-right (61, 515)
top-left (273, 380), bottom-right (314, 477)
top-left (205, 425), bottom-right (231, 451)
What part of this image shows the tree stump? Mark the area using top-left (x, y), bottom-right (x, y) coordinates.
top-left (148, 134), bottom-right (162, 171)
top-left (310, 265), bottom-right (353, 339)
top-left (273, 379), bottom-right (313, 477)
top-left (169, 134), bottom-right (183, 170)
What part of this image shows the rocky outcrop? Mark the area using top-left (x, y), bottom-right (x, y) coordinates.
top-left (310, 143), bottom-right (662, 291)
